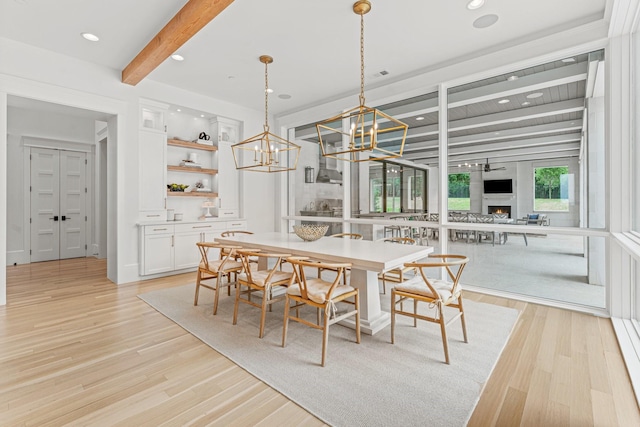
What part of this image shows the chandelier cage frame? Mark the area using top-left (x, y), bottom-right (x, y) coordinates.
top-left (231, 55), bottom-right (300, 173)
top-left (315, 0), bottom-right (408, 163)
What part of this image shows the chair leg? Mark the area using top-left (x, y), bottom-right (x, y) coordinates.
top-left (413, 299), bottom-right (418, 327)
top-left (438, 303), bottom-right (450, 364)
top-left (355, 291), bottom-right (361, 344)
top-left (232, 281), bottom-right (241, 325)
top-left (213, 276), bottom-right (222, 315)
top-left (194, 271), bottom-right (202, 306)
top-left (459, 295), bottom-right (468, 343)
top-left (282, 295), bottom-right (290, 348)
top-left (259, 289), bottom-right (268, 339)
top-left (321, 306), bottom-right (330, 367)
top-left (390, 290), bottom-right (396, 344)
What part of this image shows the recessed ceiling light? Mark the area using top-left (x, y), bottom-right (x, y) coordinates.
top-left (177, 109), bottom-right (181, 112)
top-left (562, 57), bottom-right (576, 63)
top-left (473, 14), bottom-right (499, 29)
top-left (498, 99), bottom-right (510, 104)
top-left (526, 92), bottom-right (544, 99)
top-left (522, 101), bottom-right (531, 106)
top-left (200, 114), bottom-right (205, 118)
top-left (507, 75), bottom-right (518, 81)
top-left (494, 132), bottom-right (500, 135)
top-left (171, 54), bottom-right (184, 61)
top-left (266, 88), bottom-right (274, 94)
top-left (415, 116), bottom-right (425, 121)
top-left (278, 94), bottom-right (292, 99)
top-left (81, 32), bottom-right (100, 42)
top-left (467, 0), bottom-right (485, 10)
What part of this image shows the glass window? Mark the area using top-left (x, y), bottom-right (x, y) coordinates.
top-left (534, 166), bottom-right (570, 211)
top-left (448, 173), bottom-right (470, 211)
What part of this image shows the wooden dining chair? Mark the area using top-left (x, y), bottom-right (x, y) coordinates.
top-left (233, 249), bottom-right (294, 338)
top-left (283, 257), bottom-right (360, 367)
top-left (377, 237), bottom-right (418, 294)
top-left (390, 254), bottom-right (469, 364)
top-left (219, 230), bottom-right (261, 268)
top-left (318, 233), bottom-right (364, 283)
top-left (194, 242), bottom-right (244, 315)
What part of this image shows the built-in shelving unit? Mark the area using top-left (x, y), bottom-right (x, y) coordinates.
top-left (167, 165), bottom-right (218, 174)
top-left (167, 138), bottom-right (218, 152)
top-left (167, 191), bottom-right (218, 198)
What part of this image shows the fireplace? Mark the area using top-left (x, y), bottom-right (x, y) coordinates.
top-left (488, 205), bottom-right (511, 218)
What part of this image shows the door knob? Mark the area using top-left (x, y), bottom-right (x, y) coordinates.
top-left (49, 216), bottom-right (59, 221)
top-left (61, 216), bottom-right (67, 221)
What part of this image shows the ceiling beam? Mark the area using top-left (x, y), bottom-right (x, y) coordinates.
top-left (447, 62), bottom-right (588, 108)
top-left (400, 120), bottom-right (582, 153)
top-left (403, 133), bottom-right (582, 161)
top-left (122, 0), bottom-right (234, 85)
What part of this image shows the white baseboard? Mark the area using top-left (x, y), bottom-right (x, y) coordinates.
top-left (6, 250), bottom-right (27, 266)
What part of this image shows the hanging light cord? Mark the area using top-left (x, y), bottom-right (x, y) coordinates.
top-left (359, 11), bottom-right (366, 107)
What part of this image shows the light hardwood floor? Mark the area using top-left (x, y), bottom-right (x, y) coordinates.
top-left (1, 258), bottom-right (638, 426)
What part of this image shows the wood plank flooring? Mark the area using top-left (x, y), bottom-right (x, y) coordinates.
top-left (1, 258), bottom-right (638, 426)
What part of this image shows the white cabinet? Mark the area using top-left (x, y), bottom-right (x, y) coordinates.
top-left (139, 100), bottom-right (168, 221)
top-left (139, 220), bottom-right (246, 276)
top-left (142, 225), bottom-right (174, 275)
top-left (214, 141), bottom-right (239, 217)
top-left (211, 118), bottom-right (240, 218)
top-left (139, 130), bottom-right (167, 217)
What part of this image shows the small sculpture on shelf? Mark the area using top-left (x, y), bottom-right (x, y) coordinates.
top-left (194, 179), bottom-right (211, 193)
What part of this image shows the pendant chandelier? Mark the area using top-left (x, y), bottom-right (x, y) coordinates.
top-left (315, 0), bottom-right (408, 162)
top-left (231, 55), bottom-right (300, 172)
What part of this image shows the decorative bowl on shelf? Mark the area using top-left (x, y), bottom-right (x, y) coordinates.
top-left (293, 225), bottom-right (329, 242)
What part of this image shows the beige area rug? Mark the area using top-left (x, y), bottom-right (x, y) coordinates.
top-left (139, 284), bottom-right (519, 427)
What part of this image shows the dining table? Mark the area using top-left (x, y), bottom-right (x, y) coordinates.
top-left (215, 231), bottom-right (433, 335)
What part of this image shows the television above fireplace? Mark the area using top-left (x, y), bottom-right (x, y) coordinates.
top-left (483, 179), bottom-right (513, 194)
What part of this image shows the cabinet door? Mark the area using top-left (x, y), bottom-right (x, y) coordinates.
top-left (144, 233), bottom-right (174, 274)
top-left (217, 141), bottom-right (239, 210)
top-left (139, 130), bottom-right (167, 214)
top-left (174, 230), bottom-right (203, 270)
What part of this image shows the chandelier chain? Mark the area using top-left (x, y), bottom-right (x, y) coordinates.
top-left (264, 60), bottom-right (269, 131)
top-left (359, 12), bottom-right (365, 106)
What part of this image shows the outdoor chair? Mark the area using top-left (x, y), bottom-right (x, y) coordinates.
top-left (391, 254), bottom-right (470, 364)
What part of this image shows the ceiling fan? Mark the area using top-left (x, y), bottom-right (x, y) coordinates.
top-left (482, 158), bottom-right (506, 172)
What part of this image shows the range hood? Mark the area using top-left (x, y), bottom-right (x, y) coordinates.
top-left (316, 145), bottom-right (342, 184)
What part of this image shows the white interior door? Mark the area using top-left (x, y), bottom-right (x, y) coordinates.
top-left (30, 148), bottom-right (87, 262)
top-left (30, 148), bottom-right (60, 262)
top-left (60, 151), bottom-right (87, 259)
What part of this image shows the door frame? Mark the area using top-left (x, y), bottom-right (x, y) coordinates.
top-left (23, 140), bottom-right (93, 264)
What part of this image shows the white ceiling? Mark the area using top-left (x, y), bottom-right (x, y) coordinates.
top-left (0, 0), bottom-right (608, 115)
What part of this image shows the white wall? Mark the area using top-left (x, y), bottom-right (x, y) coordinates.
top-left (0, 37), bottom-right (269, 297)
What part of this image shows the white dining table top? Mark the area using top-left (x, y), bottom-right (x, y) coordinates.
top-left (215, 232), bottom-right (433, 272)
